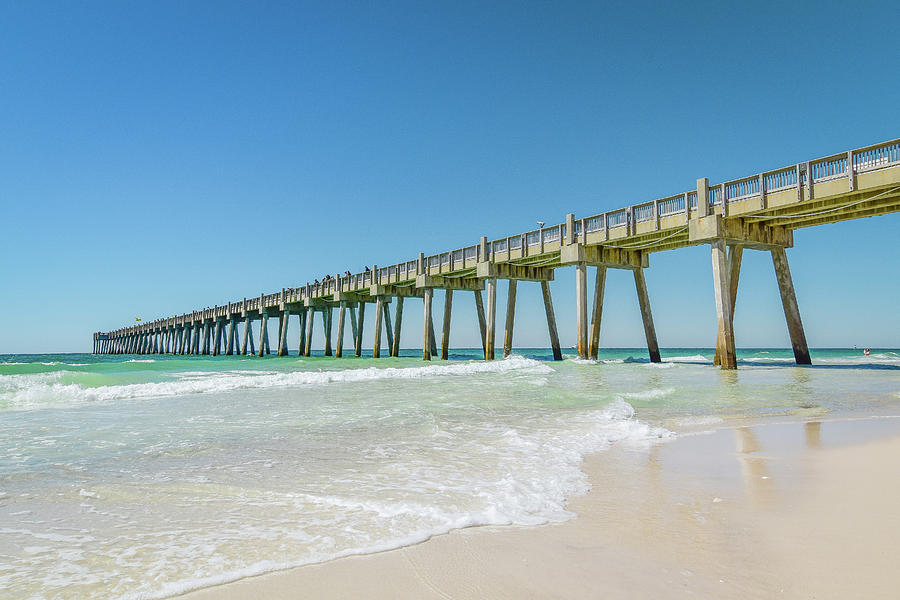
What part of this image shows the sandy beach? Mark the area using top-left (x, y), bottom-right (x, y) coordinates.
top-left (179, 417), bottom-right (900, 600)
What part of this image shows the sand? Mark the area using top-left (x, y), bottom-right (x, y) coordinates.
top-left (178, 417), bottom-right (900, 599)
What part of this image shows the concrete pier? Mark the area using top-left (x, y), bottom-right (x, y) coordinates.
top-left (94, 137), bottom-right (900, 370)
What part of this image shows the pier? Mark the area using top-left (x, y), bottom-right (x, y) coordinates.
top-left (94, 138), bottom-right (900, 369)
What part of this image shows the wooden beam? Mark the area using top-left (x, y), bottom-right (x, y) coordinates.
top-left (474, 290), bottom-right (487, 354)
top-left (633, 268), bottom-right (661, 363)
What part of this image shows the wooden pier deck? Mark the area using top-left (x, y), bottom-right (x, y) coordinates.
top-left (94, 137), bottom-right (900, 369)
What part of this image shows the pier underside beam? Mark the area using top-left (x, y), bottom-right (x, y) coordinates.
top-left (633, 268), bottom-right (661, 363)
top-left (442, 290), bottom-right (453, 360)
top-left (503, 281), bottom-right (516, 358)
top-left (711, 240), bottom-right (737, 370)
top-left (589, 266), bottom-right (607, 360)
top-left (771, 247), bottom-right (811, 365)
top-left (714, 245), bottom-right (743, 366)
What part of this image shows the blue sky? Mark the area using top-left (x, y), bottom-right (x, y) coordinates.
top-left (1, 1), bottom-right (897, 354)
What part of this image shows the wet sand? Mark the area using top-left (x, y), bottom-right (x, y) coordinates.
top-left (178, 417), bottom-right (900, 599)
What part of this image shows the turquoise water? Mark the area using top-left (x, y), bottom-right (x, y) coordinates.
top-left (1, 348), bottom-right (898, 598)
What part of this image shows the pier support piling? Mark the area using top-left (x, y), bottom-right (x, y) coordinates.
top-left (298, 310), bottom-right (307, 356)
top-left (474, 290), bottom-right (487, 354)
top-left (323, 308), bottom-right (333, 357)
top-left (391, 297), bottom-right (404, 358)
top-left (278, 310), bottom-right (290, 356)
top-left (485, 278), bottom-right (497, 360)
top-left (336, 302), bottom-right (347, 358)
top-left (541, 281), bottom-right (563, 361)
top-left (382, 301), bottom-right (394, 357)
top-left (503, 281), bottom-right (516, 358)
top-left (711, 240), bottom-right (737, 369)
top-left (634, 268), bottom-right (661, 363)
top-left (771, 247), bottom-right (811, 365)
top-left (441, 290), bottom-right (453, 360)
top-left (259, 314), bottom-right (269, 357)
top-left (589, 266), bottom-right (607, 360)
top-left (304, 309), bottom-right (314, 357)
top-left (714, 245), bottom-right (743, 366)
top-left (354, 303), bottom-right (365, 357)
top-left (423, 288), bottom-right (434, 361)
top-left (373, 297), bottom-right (384, 358)
top-left (575, 263), bottom-right (589, 359)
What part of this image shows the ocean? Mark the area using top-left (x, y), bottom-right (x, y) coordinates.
top-left (1, 348), bottom-right (898, 599)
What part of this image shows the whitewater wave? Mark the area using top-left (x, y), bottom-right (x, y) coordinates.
top-left (0, 356), bottom-right (553, 410)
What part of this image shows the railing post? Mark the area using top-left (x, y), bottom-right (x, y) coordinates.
top-left (847, 150), bottom-right (855, 191)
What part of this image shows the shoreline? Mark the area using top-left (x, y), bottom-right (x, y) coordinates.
top-left (177, 415), bottom-right (900, 599)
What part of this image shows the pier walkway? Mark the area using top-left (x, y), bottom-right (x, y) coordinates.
top-left (94, 138), bottom-right (900, 369)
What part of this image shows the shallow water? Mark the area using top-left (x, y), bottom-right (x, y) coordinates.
top-left (0, 348), bottom-right (898, 599)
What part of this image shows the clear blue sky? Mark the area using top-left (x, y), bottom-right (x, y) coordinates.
top-left (1, 1), bottom-right (898, 354)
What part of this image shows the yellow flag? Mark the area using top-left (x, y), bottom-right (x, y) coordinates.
top-left (135, 317), bottom-right (142, 322)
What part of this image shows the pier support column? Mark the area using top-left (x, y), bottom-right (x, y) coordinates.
top-left (771, 247), bottom-right (811, 365)
top-left (278, 310), bottom-right (290, 356)
top-left (714, 245), bottom-right (743, 366)
top-left (241, 319), bottom-right (250, 355)
top-left (181, 328), bottom-right (189, 355)
top-left (423, 288), bottom-right (434, 360)
top-left (323, 308), bottom-right (334, 356)
top-left (259, 313), bottom-right (269, 357)
top-left (212, 320), bottom-right (222, 356)
top-left (485, 278), bottom-right (497, 360)
top-left (441, 290), bottom-right (453, 360)
top-left (203, 322), bottom-right (211, 355)
top-left (589, 266), bottom-right (607, 360)
top-left (194, 324), bottom-right (202, 354)
top-left (226, 318), bottom-right (236, 355)
top-left (541, 281), bottom-right (563, 361)
top-left (711, 240), bottom-right (737, 369)
top-left (382, 301), bottom-right (394, 357)
top-left (575, 263), bottom-right (589, 359)
top-left (304, 310), bottom-right (315, 357)
top-left (349, 307), bottom-right (358, 354)
top-left (503, 281), bottom-right (516, 358)
top-left (336, 302), bottom-right (347, 358)
top-left (474, 290), bottom-right (487, 354)
top-left (634, 268), bottom-right (661, 363)
top-left (391, 297), bottom-right (404, 357)
top-left (298, 310), bottom-right (307, 356)
top-left (354, 303), bottom-right (365, 357)
top-left (373, 297), bottom-right (385, 358)
top-left (247, 319), bottom-right (256, 355)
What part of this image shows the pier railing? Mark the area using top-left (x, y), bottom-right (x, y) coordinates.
top-left (98, 137), bottom-right (900, 338)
